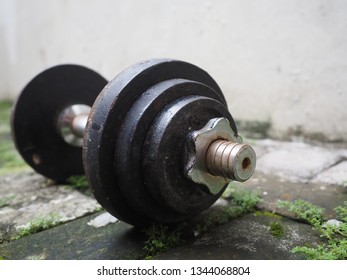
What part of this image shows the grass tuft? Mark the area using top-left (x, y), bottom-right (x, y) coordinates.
top-left (269, 222), bottom-right (284, 238)
top-left (142, 224), bottom-right (183, 259)
top-left (278, 199), bottom-right (347, 260)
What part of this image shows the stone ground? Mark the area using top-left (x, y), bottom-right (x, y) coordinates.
top-left (0, 102), bottom-right (347, 259)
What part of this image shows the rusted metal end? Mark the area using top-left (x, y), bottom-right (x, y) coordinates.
top-left (206, 140), bottom-right (256, 182)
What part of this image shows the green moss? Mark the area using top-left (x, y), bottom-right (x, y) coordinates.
top-left (0, 195), bottom-right (15, 208)
top-left (142, 224), bottom-right (183, 258)
top-left (94, 205), bottom-right (104, 212)
top-left (335, 202), bottom-right (347, 222)
top-left (278, 199), bottom-right (347, 260)
top-left (65, 175), bottom-right (92, 196)
top-left (0, 101), bottom-right (28, 175)
top-left (0, 101), bottom-right (12, 136)
top-left (0, 140), bottom-right (28, 174)
top-left (221, 182), bottom-right (239, 199)
top-left (277, 199), bottom-right (324, 227)
top-left (255, 211), bottom-right (284, 238)
top-left (0, 101), bottom-right (12, 121)
top-left (66, 175), bottom-right (89, 189)
top-left (13, 214), bottom-right (61, 240)
top-left (269, 222), bottom-right (284, 238)
top-left (228, 186), bottom-right (261, 212)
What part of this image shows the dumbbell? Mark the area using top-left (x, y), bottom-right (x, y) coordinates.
top-left (11, 59), bottom-right (256, 227)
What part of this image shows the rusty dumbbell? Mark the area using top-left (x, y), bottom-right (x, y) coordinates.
top-left (11, 59), bottom-right (256, 227)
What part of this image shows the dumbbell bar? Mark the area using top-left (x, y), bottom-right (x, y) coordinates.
top-left (11, 59), bottom-right (256, 227)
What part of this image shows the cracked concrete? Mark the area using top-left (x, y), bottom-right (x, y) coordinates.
top-left (311, 161), bottom-right (347, 186)
top-left (253, 139), bottom-right (347, 183)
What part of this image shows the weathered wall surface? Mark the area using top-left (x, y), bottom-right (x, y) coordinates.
top-left (1, 0), bottom-right (346, 141)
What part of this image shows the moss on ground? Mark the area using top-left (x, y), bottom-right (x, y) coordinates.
top-left (255, 211), bottom-right (283, 219)
top-left (0, 101), bottom-right (28, 175)
top-left (269, 222), bottom-right (285, 238)
top-left (13, 214), bottom-right (61, 240)
top-left (278, 199), bottom-right (347, 260)
top-left (0, 195), bottom-right (16, 208)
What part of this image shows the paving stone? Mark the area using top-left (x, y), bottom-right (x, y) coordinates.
top-left (255, 140), bottom-right (344, 182)
top-left (0, 171), bottom-right (101, 242)
top-left (236, 171), bottom-right (347, 219)
top-left (0, 212), bottom-right (146, 260)
top-left (156, 213), bottom-right (321, 260)
top-left (311, 161), bottom-right (347, 187)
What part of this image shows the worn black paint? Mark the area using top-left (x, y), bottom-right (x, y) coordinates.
top-left (11, 65), bottom-right (107, 181)
top-left (84, 59), bottom-right (237, 226)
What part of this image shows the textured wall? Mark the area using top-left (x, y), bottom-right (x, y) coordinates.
top-left (1, 0), bottom-right (346, 141)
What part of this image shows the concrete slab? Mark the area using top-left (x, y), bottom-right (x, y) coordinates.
top-left (235, 172), bottom-right (347, 220)
top-left (0, 171), bottom-right (101, 242)
top-left (0, 212), bottom-right (146, 260)
top-left (156, 213), bottom-right (321, 260)
top-left (311, 161), bottom-right (347, 187)
top-left (255, 140), bottom-right (344, 182)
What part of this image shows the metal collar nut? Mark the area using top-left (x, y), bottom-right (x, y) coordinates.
top-left (185, 118), bottom-right (256, 194)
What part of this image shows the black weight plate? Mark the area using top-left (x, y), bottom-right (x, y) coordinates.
top-left (142, 95), bottom-right (236, 216)
top-left (115, 79), bottom-right (227, 224)
top-left (83, 58), bottom-right (227, 226)
top-left (11, 65), bottom-right (107, 182)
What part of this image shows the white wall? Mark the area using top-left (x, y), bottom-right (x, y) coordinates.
top-left (1, 0), bottom-right (347, 141)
